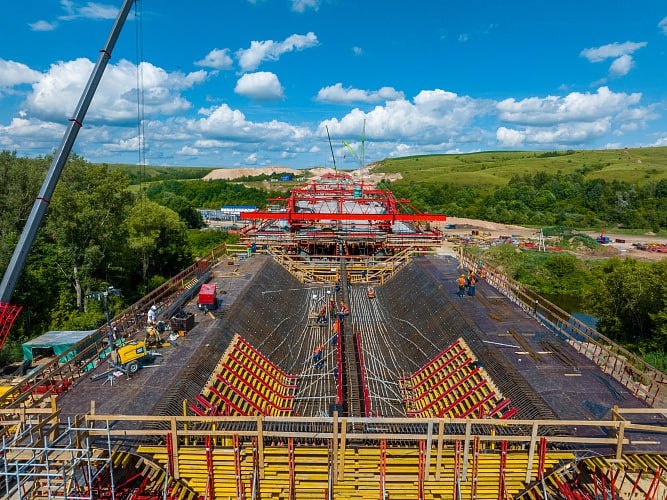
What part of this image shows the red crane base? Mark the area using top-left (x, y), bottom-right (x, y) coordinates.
top-left (0, 302), bottom-right (22, 350)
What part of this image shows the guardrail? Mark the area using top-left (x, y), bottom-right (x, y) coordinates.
top-left (0, 242), bottom-right (236, 409)
top-left (460, 249), bottom-right (666, 407)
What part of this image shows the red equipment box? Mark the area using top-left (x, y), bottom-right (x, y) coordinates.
top-left (198, 283), bottom-right (217, 310)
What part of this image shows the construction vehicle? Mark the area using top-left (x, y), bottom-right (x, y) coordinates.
top-left (596, 228), bottom-right (611, 244)
top-left (109, 340), bottom-right (155, 375)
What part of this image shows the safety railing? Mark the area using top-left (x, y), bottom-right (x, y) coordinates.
top-left (460, 249), bottom-right (667, 407)
top-left (78, 409), bottom-right (667, 484)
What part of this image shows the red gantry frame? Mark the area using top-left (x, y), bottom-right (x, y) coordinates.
top-left (239, 174), bottom-right (446, 255)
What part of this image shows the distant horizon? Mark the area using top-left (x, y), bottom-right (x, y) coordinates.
top-left (74, 144), bottom-right (663, 171)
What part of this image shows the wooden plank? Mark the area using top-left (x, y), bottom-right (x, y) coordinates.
top-left (257, 416), bottom-right (265, 480)
top-left (425, 420), bottom-right (433, 479)
top-left (338, 418), bottom-right (347, 482)
top-left (170, 417), bottom-right (180, 480)
top-left (332, 412), bottom-right (338, 485)
top-left (524, 422), bottom-right (539, 484)
top-left (435, 419), bottom-right (444, 481)
top-left (461, 420), bottom-right (471, 482)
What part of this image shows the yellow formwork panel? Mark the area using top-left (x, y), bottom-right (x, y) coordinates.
top-left (138, 444), bottom-right (574, 499)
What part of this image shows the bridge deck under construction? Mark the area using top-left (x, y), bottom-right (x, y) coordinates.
top-left (52, 254), bottom-right (666, 455)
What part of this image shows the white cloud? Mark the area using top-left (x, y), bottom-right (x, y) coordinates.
top-left (580, 41), bottom-right (647, 62)
top-left (659, 17), bottom-right (667, 35)
top-left (234, 72), bottom-right (284, 101)
top-left (104, 135), bottom-right (141, 152)
top-left (0, 60), bottom-right (42, 88)
top-left (496, 127), bottom-right (525, 147)
top-left (236, 32), bottom-right (318, 71)
top-left (194, 139), bottom-right (238, 148)
top-left (192, 104), bottom-right (311, 143)
top-left (497, 87), bottom-right (641, 126)
top-left (316, 83), bottom-right (404, 104)
top-left (458, 33), bottom-right (469, 42)
top-left (29, 2), bottom-right (119, 32)
top-left (309, 145), bottom-right (320, 153)
top-left (0, 116), bottom-right (66, 151)
top-left (494, 86), bottom-right (658, 148)
top-left (652, 136), bottom-right (667, 146)
top-left (58, 1), bottom-right (117, 21)
top-left (246, 152), bottom-right (258, 164)
top-left (195, 49), bottom-right (233, 70)
top-left (352, 46), bottom-right (363, 56)
top-left (609, 54), bottom-right (634, 78)
top-left (318, 89), bottom-right (488, 143)
top-left (581, 41), bottom-right (647, 78)
top-left (25, 58), bottom-right (205, 123)
top-left (177, 145), bottom-right (199, 156)
top-left (291, 0), bottom-right (320, 12)
top-left (496, 120), bottom-right (613, 147)
top-left (29, 20), bottom-right (58, 31)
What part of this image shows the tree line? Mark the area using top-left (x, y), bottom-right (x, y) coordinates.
top-left (384, 167), bottom-right (667, 231)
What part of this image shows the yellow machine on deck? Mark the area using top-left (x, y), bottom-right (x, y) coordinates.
top-left (109, 340), bottom-right (154, 374)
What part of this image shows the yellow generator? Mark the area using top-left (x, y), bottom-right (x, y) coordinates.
top-left (109, 341), bottom-right (154, 374)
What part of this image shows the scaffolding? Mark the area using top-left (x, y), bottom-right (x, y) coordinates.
top-left (0, 408), bottom-right (113, 500)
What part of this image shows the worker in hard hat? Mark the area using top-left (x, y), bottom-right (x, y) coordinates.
top-left (468, 272), bottom-right (477, 297)
top-left (317, 304), bottom-right (327, 324)
top-left (313, 344), bottom-right (325, 368)
top-left (147, 304), bottom-right (157, 325)
top-left (456, 274), bottom-right (466, 297)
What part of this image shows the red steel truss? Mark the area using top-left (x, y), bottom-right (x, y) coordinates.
top-left (240, 177), bottom-right (446, 225)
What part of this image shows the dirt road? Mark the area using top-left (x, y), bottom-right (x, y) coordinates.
top-left (436, 217), bottom-right (666, 261)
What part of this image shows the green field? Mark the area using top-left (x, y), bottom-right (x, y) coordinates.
top-left (103, 163), bottom-right (214, 183)
top-left (374, 147), bottom-right (667, 187)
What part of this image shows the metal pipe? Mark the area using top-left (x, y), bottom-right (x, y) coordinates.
top-left (0, 0), bottom-right (135, 303)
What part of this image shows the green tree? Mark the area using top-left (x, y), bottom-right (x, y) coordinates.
top-left (585, 259), bottom-right (667, 351)
top-left (126, 200), bottom-right (191, 290)
top-left (46, 156), bottom-right (132, 310)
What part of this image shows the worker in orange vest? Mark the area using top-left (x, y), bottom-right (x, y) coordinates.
top-left (456, 274), bottom-right (466, 297)
top-left (468, 272), bottom-right (477, 297)
top-left (313, 344), bottom-right (325, 368)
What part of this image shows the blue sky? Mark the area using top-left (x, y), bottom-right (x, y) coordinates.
top-left (0, 1), bottom-right (666, 169)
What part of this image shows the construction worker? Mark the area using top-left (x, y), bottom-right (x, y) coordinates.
top-left (468, 272), bottom-right (477, 297)
top-left (456, 274), bottom-right (466, 297)
top-left (339, 301), bottom-right (350, 316)
top-left (331, 320), bottom-right (339, 344)
top-left (317, 304), bottom-right (327, 324)
top-left (147, 304), bottom-right (157, 325)
top-left (245, 240), bottom-right (252, 258)
top-left (313, 344), bottom-right (325, 368)
top-left (329, 296), bottom-right (336, 317)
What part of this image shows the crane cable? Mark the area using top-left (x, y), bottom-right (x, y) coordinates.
top-left (134, 0), bottom-right (149, 293)
top-left (134, 0), bottom-right (146, 198)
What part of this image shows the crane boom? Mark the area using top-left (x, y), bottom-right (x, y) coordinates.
top-left (0, 0), bottom-right (135, 304)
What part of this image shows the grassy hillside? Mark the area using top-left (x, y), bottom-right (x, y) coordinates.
top-left (374, 147), bottom-right (667, 187)
top-left (102, 163), bottom-right (213, 183)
